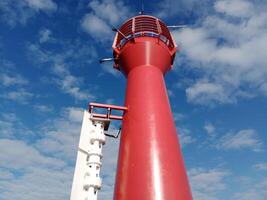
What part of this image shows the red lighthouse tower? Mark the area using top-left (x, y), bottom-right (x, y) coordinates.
top-left (112, 15), bottom-right (192, 200)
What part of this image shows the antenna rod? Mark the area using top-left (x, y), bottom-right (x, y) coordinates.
top-left (139, 0), bottom-right (144, 15)
top-left (99, 58), bottom-right (114, 64)
top-left (167, 25), bottom-right (187, 29)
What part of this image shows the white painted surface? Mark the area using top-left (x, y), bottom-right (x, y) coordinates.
top-left (70, 111), bottom-right (108, 200)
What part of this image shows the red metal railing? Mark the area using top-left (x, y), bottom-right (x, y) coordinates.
top-left (88, 103), bottom-right (127, 120)
top-left (113, 15), bottom-right (176, 51)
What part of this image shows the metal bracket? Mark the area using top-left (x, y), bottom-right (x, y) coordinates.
top-left (112, 27), bottom-right (129, 41)
top-left (105, 127), bottom-right (121, 138)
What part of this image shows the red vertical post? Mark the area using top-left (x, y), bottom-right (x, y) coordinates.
top-left (112, 15), bottom-right (192, 200)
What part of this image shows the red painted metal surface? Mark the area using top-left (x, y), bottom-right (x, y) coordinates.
top-left (112, 15), bottom-right (192, 200)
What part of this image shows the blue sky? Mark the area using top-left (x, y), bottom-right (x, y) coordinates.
top-left (0, 0), bottom-right (267, 199)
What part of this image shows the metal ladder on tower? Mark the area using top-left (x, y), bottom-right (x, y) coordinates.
top-left (70, 103), bottom-right (127, 200)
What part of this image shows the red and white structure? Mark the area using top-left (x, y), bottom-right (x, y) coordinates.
top-left (71, 15), bottom-right (192, 200)
top-left (70, 104), bottom-right (126, 200)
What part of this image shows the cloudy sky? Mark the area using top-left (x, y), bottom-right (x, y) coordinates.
top-left (0, 0), bottom-right (267, 199)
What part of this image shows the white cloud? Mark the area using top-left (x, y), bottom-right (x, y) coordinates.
top-left (53, 64), bottom-right (92, 101)
top-left (260, 82), bottom-right (267, 95)
top-left (25, 0), bottom-right (57, 12)
top-left (99, 129), bottom-right (120, 199)
top-left (204, 122), bottom-right (216, 136)
top-left (177, 127), bottom-right (195, 148)
top-left (0, 63), bottom-right (33, 104)
top-left (1, 113), bottom-right (18, 122)
top-left (64, 107), bottom-right (84, 123)
top-left (99, 61), bottom-right (121, 77)
top-left (233, 177), bottom-right (267, 200)
top-left (81, 0), bottom-right (132, 41)
top-left (0, 139), bottom-right (65, 170)
top-left (58, 75), bottom-right (89, 100)
top-left (0, 89), bottom-right (34, 104)
top-left (186, 82), bottom-right (231, 105)
top-left (0, 112), bottom-right (34, 138)
top-left (27, 44), bottom-right (50, 63)
top-left (39, 28), bottom-right (53, 43)
top-left (172, 0), bottom-right (267, 105)
top-left (173, 112), bottom-right (186, 121)
top-left (0, 168), bottom-right (15, 180)
top-left (156, 0), bottom-right (213, 19)
top-left (233, 191), bottom-right (265, 200)
top-left (216, 129), bottom-right (263, 152)
top-left (168, 89), bottom-right (175, 97)
top-left (0, 61), bottom-right (28, 86)
top-left (35, 107), bottom-right (84, 161)
top-left (28, 44), bottom-right (96, 101)
top-left (81, 14), bottom-right (112, 41)
top-left (88, 0), bottom-right (130, 25)
top-left (0, 0), bottom-right (57, 26)
top-left (0, 167), bottom-right (73, 200)
top-left (254, 163), bottom-right (267, 171)
top-left (0, 73), bottom-right (28, 86)
top-left (34, 104), bottom-right (53, 113)
top-left (0, 115), bottom-right (17, 138)
top-left (189, 168), bottom-right (229, 200)
top-left (28, 40), bottom-right (98, 66)
top-left (214, 0), bottom-right (253, 18)
top-left (0, 108), bottom-right (84, 199)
